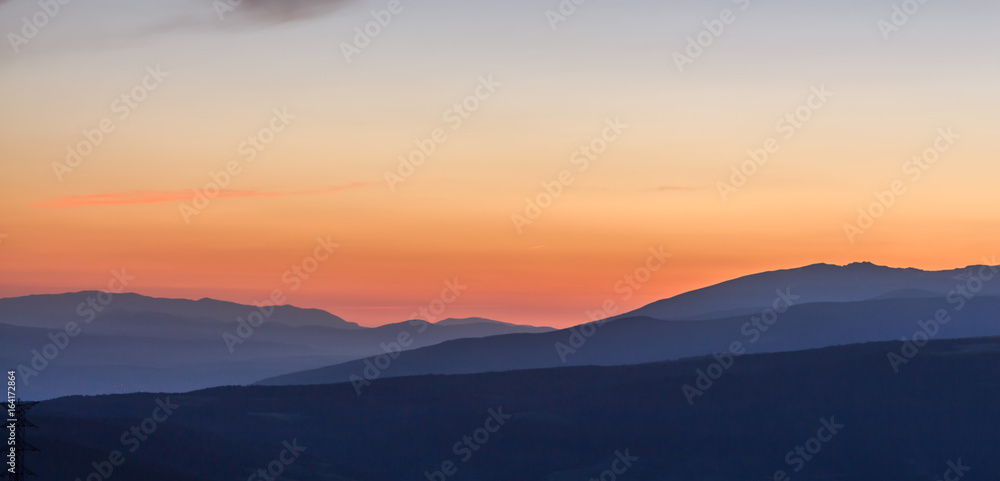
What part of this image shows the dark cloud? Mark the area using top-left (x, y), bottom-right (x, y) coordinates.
top-left (0, 0), bottom-right (358, 62)
top-left (216, 0), bottom-right (356, 24)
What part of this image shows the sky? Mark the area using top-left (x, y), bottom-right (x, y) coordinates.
top-left (1, 0), bottom-right (999, 328)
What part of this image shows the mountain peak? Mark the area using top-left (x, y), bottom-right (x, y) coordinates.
top-left (844, 261), bottom-right (886, 269)
top-left (617, 262), bottom-right (1000, 322)
top-left (435, 317), bottom-right (505, 326)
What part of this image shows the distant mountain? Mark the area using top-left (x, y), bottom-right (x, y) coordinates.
top-left (616, 262), bottom-right (1000, 320)
top-left (435, 317), bottom-right (553, 331)
top-left (28, 337), bottom-right (1000, 480)
top-left (0, 293), bottom-right (555, 400)
top-left (8, 262), bottom-right (1000, 399)
top-left (0, 291), bottom-right (360, 329)
top-left (260, 296), bottom-right (1000, 386)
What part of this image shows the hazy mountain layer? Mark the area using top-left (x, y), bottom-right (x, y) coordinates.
top-left (261, 296), bottom-right (1000, 386)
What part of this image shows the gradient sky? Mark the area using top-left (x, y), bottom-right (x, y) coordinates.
top-left (1, 0), bottom-right (999, 327)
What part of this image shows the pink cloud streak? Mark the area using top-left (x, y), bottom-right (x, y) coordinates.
top-left (32, 183), bottom-right (372, 208)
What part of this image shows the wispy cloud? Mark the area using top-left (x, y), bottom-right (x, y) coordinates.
top-left (223, 0), bottom-right (356, 24)
top-left (0, 0), bottom-right (359, 57)
top-left (126, 0), bottom-right (360, 38)
top-left (32, 183), bottom-right (371, 208)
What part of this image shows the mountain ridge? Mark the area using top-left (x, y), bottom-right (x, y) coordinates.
top-left (614, 261), bottom-right (1000, 321)
top-left (259, 295), bottom-right (1000, 387)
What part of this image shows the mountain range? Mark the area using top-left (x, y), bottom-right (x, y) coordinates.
top-left (4, 261), bottom-right (998, 400)
top-left (0, 293), bottom-right (552, 400)
top-left (260, 261), bottom-right (1000, 386)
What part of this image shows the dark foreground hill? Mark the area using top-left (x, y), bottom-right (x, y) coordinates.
top-left (27, 337), bottom-right (1000, 480)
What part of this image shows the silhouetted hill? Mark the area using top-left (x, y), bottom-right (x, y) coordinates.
top-left (618, 262), bottom-right (1000, 320)
top-left (436, 317), bottom-right (553, 331)
top-left (27, 337), bottom-right (1000, 480)
top-left (261, 296), bottom-right (1000, 386)
top-left (0, 291), bottom-right (360, 329)
top-left (0, 294), bottom-right (553, 400)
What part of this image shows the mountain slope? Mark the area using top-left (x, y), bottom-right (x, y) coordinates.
top-left (435, 317), bottom-right (552, 331)
top-left (0, 294), bottom-right (554, 400)
top-left (617, 262), bottom-right (1000, 320)
top-left (28, 337), bottom-right (1000, 480)
top-left (260, 296), bottom-right (1000, 386)
top-left (0, 291), bottom-right (360, 329)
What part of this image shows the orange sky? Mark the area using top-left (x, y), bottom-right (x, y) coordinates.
top-left (1, 0), bottom-right (998, 327)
